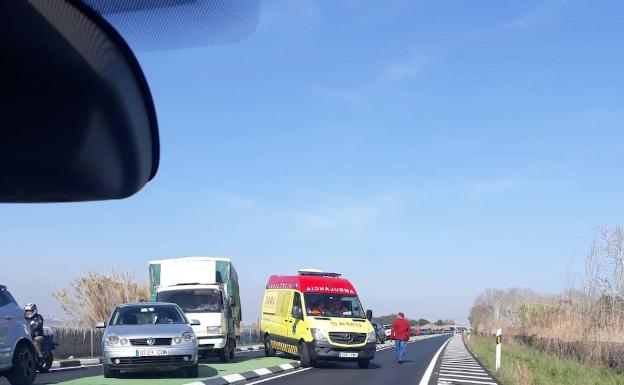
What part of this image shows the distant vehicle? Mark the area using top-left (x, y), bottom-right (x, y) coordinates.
top-left (149, 257), bottom-right (241, 362)
top-left (0, 285), bottom-right (37, 385)
top-left (97, 303), bottom-right (199, 378)
top-left (384, 325), bottom-right (392, 338)
top-left (371, 322), bottom-right (386, 343)
top-left (260, 269), bottom-right (376, 368)
top-left (410, 327), bottom-right (420, 336)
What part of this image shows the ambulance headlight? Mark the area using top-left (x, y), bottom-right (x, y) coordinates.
top-left (311, 328), bottom-right (328, 342)
top-left (367, 330), bottom-right (377, 343)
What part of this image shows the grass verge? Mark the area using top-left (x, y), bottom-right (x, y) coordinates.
top-left (465, 335), bottom-right (624, 385)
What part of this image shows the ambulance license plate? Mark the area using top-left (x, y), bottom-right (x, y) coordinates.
top-left (339, 352), bottom-right (358, 358)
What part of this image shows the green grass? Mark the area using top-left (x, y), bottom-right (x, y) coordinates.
top-left (57, 355), bottom-right (294, 385)
top-left (465, 335), bottom-right (624, 385)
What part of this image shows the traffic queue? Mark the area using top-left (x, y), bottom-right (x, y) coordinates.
top-left (1, 256), bottom-right (412, 384)
top-left (94, 257), bottom-right (379, 377)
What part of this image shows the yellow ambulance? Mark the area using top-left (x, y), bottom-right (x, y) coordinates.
top-left (260, 269), bottom-right (376, 368)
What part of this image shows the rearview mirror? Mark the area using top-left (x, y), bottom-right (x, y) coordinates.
top-left (1, 0), bottom-right (159, 202)
top-left (366, 310), bottom-right (373, 321)
top-left (95, 321), bottom-right (106, 329)
top-left (190, 319), bottom-right (201, 326)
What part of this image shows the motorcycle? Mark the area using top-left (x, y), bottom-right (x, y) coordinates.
top-left (36, 331), bottom-right (56, 373)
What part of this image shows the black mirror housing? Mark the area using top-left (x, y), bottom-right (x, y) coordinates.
top-left (0, 0), bottom-right (159, 202)
top-left (366, 310), bottom-right (373, 321)
top-left (292, 306), bottom-right (303, 319)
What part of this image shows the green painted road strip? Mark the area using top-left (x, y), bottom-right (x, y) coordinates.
top-left (56, 356), bottom-right (294, 385)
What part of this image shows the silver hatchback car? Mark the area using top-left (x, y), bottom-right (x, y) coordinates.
top-left (97, 303), bottom-right (199, 378)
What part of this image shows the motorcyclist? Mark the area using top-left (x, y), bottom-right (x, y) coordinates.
top-left (24, 303), bottom-right (44, 357)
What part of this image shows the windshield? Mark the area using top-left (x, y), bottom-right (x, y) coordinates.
top-left (157, 289), bottom-right (222, 313)
top-left (304, 293), bottom-right (366, 319)
top-left (110, 305), bottom-right (186, 325)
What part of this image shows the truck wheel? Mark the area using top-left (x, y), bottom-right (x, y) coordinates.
top-left (6, 343), bottom-right (37, 385)
top-left (264, 336), bottom-right (276, 357)
top-left (218, 342), bottom-right (231, 363)
top-left (358, 359), bottom-right (370, 369)
top-left (185, 363), bottom-right (199, 378)
top-left (229, 339), bottom-right (235, 360)
top-left (103, 364), bottom-right (119, 378)
top-left (298, 342), bottom-right (314, 368)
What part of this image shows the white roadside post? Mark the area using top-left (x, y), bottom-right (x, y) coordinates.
top-left (495, 328), bottom-right (502, 371)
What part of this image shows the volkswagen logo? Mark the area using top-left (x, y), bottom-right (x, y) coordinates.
top-left (345, 334), bottom-right (353, 342)
top-left (146, 338), bottom-right (155, 346)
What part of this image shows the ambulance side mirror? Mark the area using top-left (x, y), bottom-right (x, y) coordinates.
top-left (292, 306), bottom-right (303, 319)
top-left (366, 310), bottom-right (373, 321)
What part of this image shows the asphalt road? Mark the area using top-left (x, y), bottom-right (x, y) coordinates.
top-left (0, 350), bottom-right (268, 385)
top-left (249, 335), bottom-right (451, 385)
top-left (1, 336), bottom-right (451, 385)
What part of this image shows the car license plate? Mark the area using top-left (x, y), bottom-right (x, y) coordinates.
top-left (339, 352), bottom-right (358, 358)
top-left (136, 349), bottom-right (168, 357)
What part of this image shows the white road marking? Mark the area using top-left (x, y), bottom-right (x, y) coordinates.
top-left (440, 365), bottom-right (484, 370)
top-left (438, 373), bottom-right (493, 380)
top-left (436, 335), bottom-right (499, 385)
top-left (418, 335), bottom-right (453, 385)
top-left (221, 373), bottom-right (246, 383)
top-left (254, 368), bottom-right (273, 376)
top-left (438, 377), bottom-right (496, 385)
top-left (439, 369), bottom-right (490, 377)
top-left (245, 368), bottom-right (313, 385)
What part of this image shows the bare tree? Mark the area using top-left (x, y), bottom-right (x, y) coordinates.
top-left (53, 270), bottom-right (150, 329)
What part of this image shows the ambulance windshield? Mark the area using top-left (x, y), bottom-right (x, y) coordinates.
top-left (304, 293), bottom-right (366, 318)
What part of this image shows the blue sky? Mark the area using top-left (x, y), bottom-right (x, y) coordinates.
top-left (3, 0), bottom-right (624, 324)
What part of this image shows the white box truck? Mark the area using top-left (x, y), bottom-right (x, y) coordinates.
top-left (149, 257), bottom-right (241, 362)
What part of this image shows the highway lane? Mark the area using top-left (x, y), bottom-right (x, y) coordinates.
top-left (249, 335), bottom-right (451, 385)
top-left (0, 350), bottom-right (268, 385)
top-left (1, 336), bottom-right (451, 385)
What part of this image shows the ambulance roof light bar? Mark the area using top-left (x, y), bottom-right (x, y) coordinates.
top-left (298, 269), bottom-right (342, 277)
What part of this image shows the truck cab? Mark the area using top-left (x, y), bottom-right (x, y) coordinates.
top-left (156, 284), bottom-right (235, 361)
top-left (149, 257), bottom-right (240, 362)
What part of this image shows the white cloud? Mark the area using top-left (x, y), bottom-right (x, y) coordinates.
top-left (465, 177), bottom-right (526, 197)
top-left (311, 56), bottom-right (426, 106)
top-left (500, 0), bottom-right (582, 30)
top-left (258, 0), bottom-right (321, 35)
top-left (376, 61), bottom-right (421, 83)
top-left (219, 194), bottom-right (257, 210)
top-left (294, 194), bottom-right (399, 233)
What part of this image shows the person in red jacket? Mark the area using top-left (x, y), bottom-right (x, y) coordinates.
top-left (390, 312), bottom-right (411, 363)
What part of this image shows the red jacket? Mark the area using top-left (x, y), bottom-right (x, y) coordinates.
top-left (391, 318), bottom-right (411, 341)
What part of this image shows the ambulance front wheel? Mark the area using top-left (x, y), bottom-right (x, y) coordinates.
top-left (298, 342), bottom-right (315, 368)
top-left (264, 336), bottom-right (276, 357)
